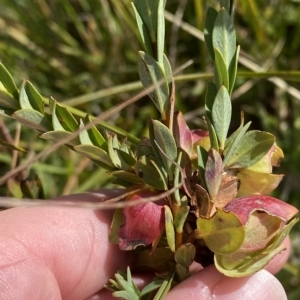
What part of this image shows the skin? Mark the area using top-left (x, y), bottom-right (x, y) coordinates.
top-left (0, 191), bottom-right (290, 300)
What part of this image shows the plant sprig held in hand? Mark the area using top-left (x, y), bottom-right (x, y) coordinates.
top-left (0, 0), bottom-right (298, 299)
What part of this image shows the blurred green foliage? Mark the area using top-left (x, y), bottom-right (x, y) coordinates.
top-left (1, 0), bottom-right (300, 296)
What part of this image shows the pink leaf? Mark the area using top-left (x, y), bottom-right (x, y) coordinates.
top-left (173, 111), bottom-right (192, 155)
top-left (119, 192), bottom-right (165, 250)
top-left (224, 195), bottom-right (298, 225)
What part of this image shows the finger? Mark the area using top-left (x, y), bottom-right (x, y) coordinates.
top-left (0, 202), bottom-right (131, 300)
top-left (164, 265), bottom-right (287, 300)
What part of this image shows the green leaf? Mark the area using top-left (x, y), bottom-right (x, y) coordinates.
top-left (74, 144), bottom-right (114, 167)
top-left (40, 130), bottom-right (79, 146)
top-left (49, 99), bottom-right (65, 131)
top-left (205, 148), bottom-right (223, 201)
top-left (206, 117), bottom-right (219, 151)
top-left (165, 205), bottom-right (175, 252)
top-left (212, 8), bottom-right (236, 68)
top-left (152, 120), bottom-right (177, 175)
top-left (25, 81), bottom-right (44, 113)
top-left (223, 121), bottom-right (251, 167)
top-left (138, 51), bottom-right (170, 115)
top-left (163, 54), bottom-right (173, 83)
top-left (212, 85), bottom-right (232, 149)
top-left (174, 205), bottom-right (190, 233)
top-left (110, 170), bottom-right (143, 185)
top-left (0, 63), bottom-right (19, 99)
top-left (113, 290), bottom-right (139, 300)
top-left (83, 115), bottom-right (108, 151)
top-left (19, 81), bottom-right (34, 110)
top-left (0, 90), bottom-right (20, 112)
top-left (55, 102), bottom-right (78, 132)
top-left (153, 272), bottom-right (174, 300)
top-left (140, 279), bottom-right (165, 298)
top-left (196, 208), bottom-right (245, 255)
top-left (108, 134), bottom-right (134, 171)
top-left (131, 3), bottom-right (153, 55)
top-left (135, 155), bottom-right (168, 190)
top-left (174, 244), bottom-right (196, 268)
top-left (197, 145), bottom-right (209, 187)
top-left (109, 209), bottom-right (124, 244)
top-left (205, 82), bottom-right (217, 123)
top-left (157, 0), bottom-right (166, 65)
top-left (133, 0), bottom-right (160, 42)
top-left (224, 131), bottom-right (275, 169)
top-left (214, 48), bottom-right (229, 90)
top-left (13, 109), bottom-right (51, 131)
top-left (78, 119), bottom-right (92, 145)
top-left (204, 7), bottom-right (218, 61)
top-left (228, 45), bottom-right (240, 94)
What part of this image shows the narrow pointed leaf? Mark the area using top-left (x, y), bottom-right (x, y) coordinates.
top-left (0, 90), bottom-right (20, 112)
top-left (214, 48), bottom-right (229, 90)
top-left (205, 148), bottom-right (223, 200)
top-left (25, 81), bottom-right (44, 113)
top-left (212, 8), bottom-right (236, 68)
top-left (55, 102), bottom-right (78, 132)
top-left (131, 3), bottom-right (152, 55)
top-left (0, 63), bottom-right (19, 99)
top-left (79, 119), bottom-right (92, 145)
top-left (13, 109), bottom-right (51, 131)
top-left (152, 120), bottom-right (177, 174)
top-left (83, 115), bottom-right (107, 151)
top-left (135, 156), bottom-right (167, 190)
top-left (40, 131), bottom-right (79, 146)
top-left (206, 117), bottom-right (219, 151)
top-left (174, 206), bottom-right (190, 233)
top-left (74, 144), bottom-right (114, 167)
top-left (19, 81), bottom-right (34, 110)
top-left (197, 145), bottom-right (209, 187)
top-left (228, 45), bottom-right (240, 94)
top-left (205, 82), bottom-right (217, 123)
top-left (109, 209), bottom-right (124, 244)
top-left (157, 0), bottom-right (166, 64)
top-left (165, 205), bottom-right (175, 252)
top-left (138, 51), bottom-right (169, 115)
top-left (212, 86), bottom-right (232, 149)
top-left (204, 7), bottom-right (218, 61)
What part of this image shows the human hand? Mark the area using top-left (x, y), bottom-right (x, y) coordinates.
top-left (0, 190), bottom-right (289, 300)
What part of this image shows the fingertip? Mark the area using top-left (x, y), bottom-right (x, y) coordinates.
top-left (213, 269), bottom-right (287, 300)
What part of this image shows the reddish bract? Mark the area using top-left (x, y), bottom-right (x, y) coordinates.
top-left (119, 192), bottom-right (165, 250)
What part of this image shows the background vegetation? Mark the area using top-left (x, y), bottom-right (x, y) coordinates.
top-left (0, 0), bottom-right (300, 297)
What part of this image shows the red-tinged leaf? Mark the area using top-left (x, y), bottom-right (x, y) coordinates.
top-left (191, 129), bottom-right (209, 145)
top-left (211, 173), bottom-right (239, 215)
top-left (205, 148), bottom-right (223, 201)
top-left (119, 192), bottom-right (166, 250)
top-left (242, 211), bottom-right (282, 252)
top-left (224, 195), bottom-right (299, 225)
top-left (191, 130), bottom-right (210, 160)
top-left (173, 111), bottom-right (192, 155)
